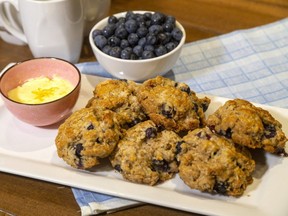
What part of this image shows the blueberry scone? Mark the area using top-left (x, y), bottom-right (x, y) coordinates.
top-left (55, 107), bottom-right (122, 169)
top-left (86, 79), bottom-right (147, 129)
top-left (110, 120), bottom-right (182, 185)
top-left (206, 99), bottom-right (287, 156)
top-left (177, 127), bottom-right (255, 197)
top-left (136, 76), bottom-right (210, 134)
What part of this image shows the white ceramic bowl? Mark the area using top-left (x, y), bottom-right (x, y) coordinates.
top-left (89, 11), bottom-right (186, 81)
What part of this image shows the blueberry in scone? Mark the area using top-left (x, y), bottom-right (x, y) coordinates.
top-left (206, 99), bottom-right (287, 156)
top-left (110, 120), bottom-right (182, 185)
top-left (177, 127), bottom-right (255, 197)
top-left (136, 76), bottom-right (210, 134)
top-left (86, 79), bottom-right (147, 129)
top-left (55, 107), bottom-right (122, 169)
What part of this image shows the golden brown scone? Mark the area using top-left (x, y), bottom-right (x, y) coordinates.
top-left (55, 107), bottom-right (122, 169)
top-left (177, 127), bottom-right (255, 197)
top-left (136, 76), bottom-right (210, 134)
top-left (86, 79), bottom-right (147, 129)
top-left (206, 99), bottom-right (287, 156)
top-left (110, 120), bottom-right (181, 185)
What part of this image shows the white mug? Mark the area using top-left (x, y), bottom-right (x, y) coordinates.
top-left (0, 2), bottom-right (26, 45)
top-left (0, 0), bottom-right (85, 63)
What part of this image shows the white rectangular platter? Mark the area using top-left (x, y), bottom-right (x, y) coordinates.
top-left (0, 74), bottom-right (288, 216)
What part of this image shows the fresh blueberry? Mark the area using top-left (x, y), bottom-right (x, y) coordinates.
top-left (135, 14), bottom-right (145, 26)
top-left (127, 33), bottom-right (139, 46)
top-left (120, 39), bottom-right (129, 49)
top-left (171, 27), bottom-right (183, 41)
top-left (165, 41), bottom-right (178, 52)
top-left (157, 33), bottom-right (168, 45)
top-left (125, 19), bottom-right (138, 33)
top-left (145, 20), bottom-right (152, 28)
top-left (142, 50), bottom-right (155, 59)
top-left (102, 24), bottom-right (116, 38)
top-left (108, 35), bottom-right (121, 47)
top-left (163, 22), bottom-right (175, 32)
top-left (94, 35), bottom-right (107, 49)
top-left (136, 26), bottom-right (148, 38)
top-left (130, 53), bottom-right (138, 60)
top-left (115, 26), bottom-right (128, 39)
top-left (155, 45), bottom-right (167, 56)
top-left (149, 25), bottom-right (163, 35)
top-left (143, 12), bottom-right (152, 21)
top-left (146, 33), bottom-right (157, 45)
top-left (138, 37), bottom-right (147, 47)
top-left (109, 46), bottom-right (121, 58)
top-left (144, 44), bottom-right (154, 52)
top-left (151, 12), bottom-right (165, 25)
top-left (102, 45), bottom-right (112, 55)
top-left (164, 32), bottom-right (172, 43)
top-left (108, 15), bottom-right (118, 24)
top-left (165, 15), bottom-right (176, 24)
top-left (120, 47), bottom-right (132, 59)
top-left (125, 11), bottom-right (136, 20)
top-left (92, 29), bottom-right (103, 38)
top-left (116, 17), bottom-right (126, 28)
top-left (133, 45), bottom-right (143, 57)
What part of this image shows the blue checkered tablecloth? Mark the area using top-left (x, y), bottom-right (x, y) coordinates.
top-left (73, 18), bottom-right (288, 215)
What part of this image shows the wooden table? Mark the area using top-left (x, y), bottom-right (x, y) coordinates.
top-left (0, 0), bottom-right (287, 215)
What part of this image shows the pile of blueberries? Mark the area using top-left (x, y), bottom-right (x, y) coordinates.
top-left (92, 11), bottom-right (183, 60)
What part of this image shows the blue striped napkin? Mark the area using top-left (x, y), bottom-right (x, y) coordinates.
top-left (73, 18), bottom-right (288, 215)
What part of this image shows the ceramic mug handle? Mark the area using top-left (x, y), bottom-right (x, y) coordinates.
top-left (0, 0), bottom-right (27, 43)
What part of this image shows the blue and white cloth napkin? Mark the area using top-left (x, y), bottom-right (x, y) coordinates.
top-left (73, 18), bottom-right (288, 215)
top-left (71, 188), bottom-right (141, 215)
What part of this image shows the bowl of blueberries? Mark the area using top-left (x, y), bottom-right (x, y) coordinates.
top-left (89, 11), bottom-right (186, 81)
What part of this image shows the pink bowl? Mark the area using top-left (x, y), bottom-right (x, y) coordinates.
top-left (0, 58), bottom-right (81, 126)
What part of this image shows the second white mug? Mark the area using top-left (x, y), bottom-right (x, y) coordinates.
top-left (0, 0), bottom-right (110, 63)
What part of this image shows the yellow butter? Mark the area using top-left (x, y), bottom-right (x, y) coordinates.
top-left (8, 75), bottom-right (74, 104)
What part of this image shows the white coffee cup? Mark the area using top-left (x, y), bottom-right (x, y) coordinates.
top-left (0, 0), bottom-right (86, 63)
top-left (0, 2), bottom-right (26, 45)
